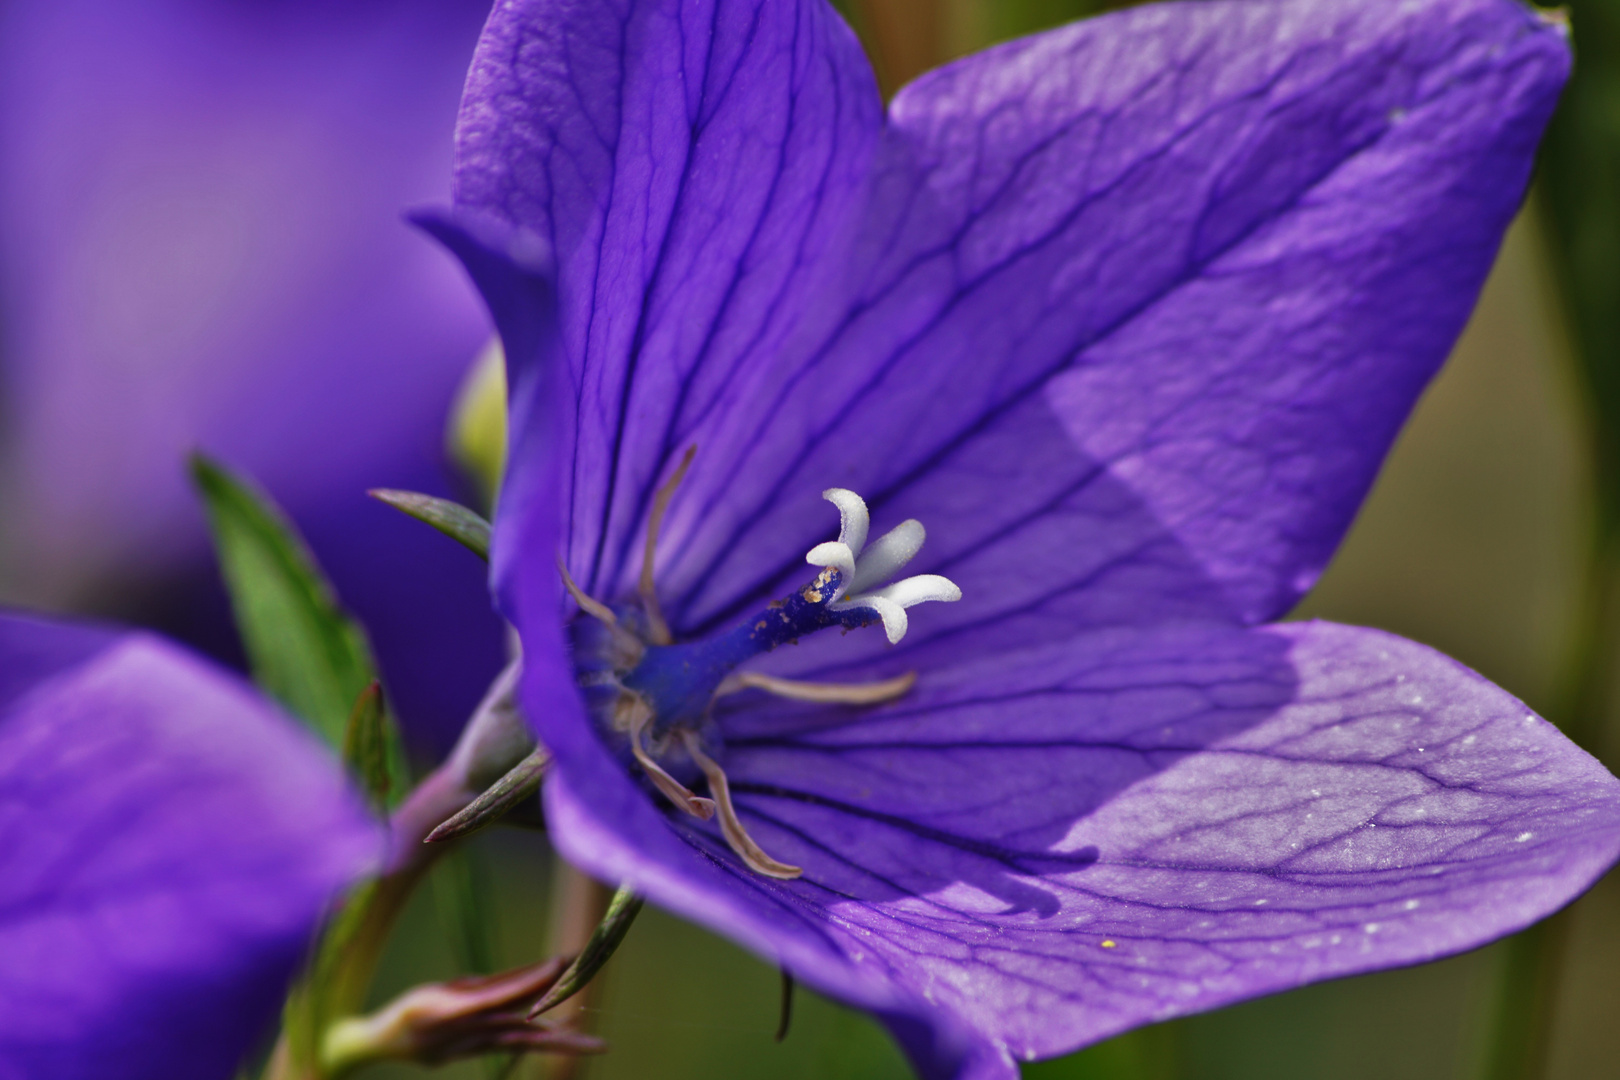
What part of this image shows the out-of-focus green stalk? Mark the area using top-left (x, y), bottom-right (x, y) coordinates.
top-left (1485, 5), bottom-right (1620, 1080)
top-left (541, 864), bottom-right (614, 1080)
top-left (845, 0), bottom-right (947, 96)
top-left (1542, 6), bottom-right (1620, 537)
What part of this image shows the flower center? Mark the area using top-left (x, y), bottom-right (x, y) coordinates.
top-left (564, 482), bottom-right (960, 879)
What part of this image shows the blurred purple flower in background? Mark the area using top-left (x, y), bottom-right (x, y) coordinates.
top-left (425, 0), bottom-right (1620, 1076)
top-left (0, 0), bottom-right (503, 751)
top-left (0, 612), bottom-right (379, 1080)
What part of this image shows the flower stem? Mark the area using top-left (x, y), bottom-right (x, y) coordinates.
top-left (264, 661), bottom-right (537, 1080)
top-left (265, 768), bottom-right (478, 1080)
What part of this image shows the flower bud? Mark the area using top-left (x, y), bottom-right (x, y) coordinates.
top-left (319, 957), bottom-right (603, 1074)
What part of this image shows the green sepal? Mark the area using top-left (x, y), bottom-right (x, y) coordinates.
top-left (367, 489), bottom-right (492, 561)
top-left (425, 747), bottom-right (549, 844)
top-left (190, 453), bottom-right (379, 749)
top-left (528, 885), bottom-right (644, 1019)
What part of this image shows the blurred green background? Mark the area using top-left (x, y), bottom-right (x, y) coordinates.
top-left (359, 2), bottom-right (1620, 1079)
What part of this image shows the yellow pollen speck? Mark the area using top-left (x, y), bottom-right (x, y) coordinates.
top-left (1101, 940), bottom-right (1116, 949)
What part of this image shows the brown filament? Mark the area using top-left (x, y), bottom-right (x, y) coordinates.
top-left (639, 445), bottom-right (696, 646)
top-left (681, 730), bottom-right (802, 880)
top-left (715, 669), bottom-right (917, 705)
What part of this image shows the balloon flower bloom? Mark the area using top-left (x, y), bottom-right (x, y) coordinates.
top-left (418, 0), bottom-right (1620, 1076)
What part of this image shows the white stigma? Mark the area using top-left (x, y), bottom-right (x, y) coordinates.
top-left (804, 488), bottom-right (961, 644)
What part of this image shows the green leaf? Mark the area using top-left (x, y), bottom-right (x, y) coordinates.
top-left (368, 489), bottom-right (492, 561)
top-left (190, 453), bottom-right (378, 748)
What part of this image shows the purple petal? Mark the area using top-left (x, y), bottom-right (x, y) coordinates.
top-left (540, 620), bottom-right (1620, 1078)
top-left (453, 0), bottom-right (883, 598)
top-left (663, 0), bottom-right (1568, 639)
top-left (465, 0), bottom-right (1565, 642)
top-left (0, 614), bottom-right (381, 1079)
top-left (0, 0), bottom-right (503, 750)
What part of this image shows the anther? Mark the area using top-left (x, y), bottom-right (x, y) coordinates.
top-left (680, 731), bottom-right (802, 880)
top-left (640, 445), bottom-right (696, 647)
top-left (622, 696), bottom-right (714, 821)
top-left (715, 670), bottom-right (917, 706)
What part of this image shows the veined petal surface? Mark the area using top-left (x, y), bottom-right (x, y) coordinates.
top-left (0, 614), bottom-right (381, 1080)
top-left (544, 621), bottom-right (1620, 1078)
top-left (465, 0), bottom-right (1566, 641)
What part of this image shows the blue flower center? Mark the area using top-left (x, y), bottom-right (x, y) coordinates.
top-left (563, 485), bottom-right (961, 879)
top-left (622, 566), bottom-right (876, 733)
top-left (569, 566), bottom-right (877, 769)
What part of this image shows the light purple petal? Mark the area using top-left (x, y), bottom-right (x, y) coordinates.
top-left (0, 614), bottom-right (381, 1080)
top-left (541, 620), bottom-right (1620, 1078)
top-left (464, 0), bottom-right (1565, 642)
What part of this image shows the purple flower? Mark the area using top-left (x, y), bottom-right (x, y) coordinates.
top-left (0, 612), bottom-right (380, 1079)
top-left (0, 0), bottom-right (502, 750)
top-left (426, 0), bottom-right (1620, 1076)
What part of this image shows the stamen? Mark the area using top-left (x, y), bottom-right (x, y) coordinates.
top-left (680, 731), bottom-right (802, 880)
top-left (559, 559), bottom-right (618, 628)
top-left (623, 695), bottom-right (714, 821)
top-left (715, 669), bottom-right (917, 705)
top-left (561, 559), bottom-right (644, 663)
top-left (640, 445), bottom-right (696, 647)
